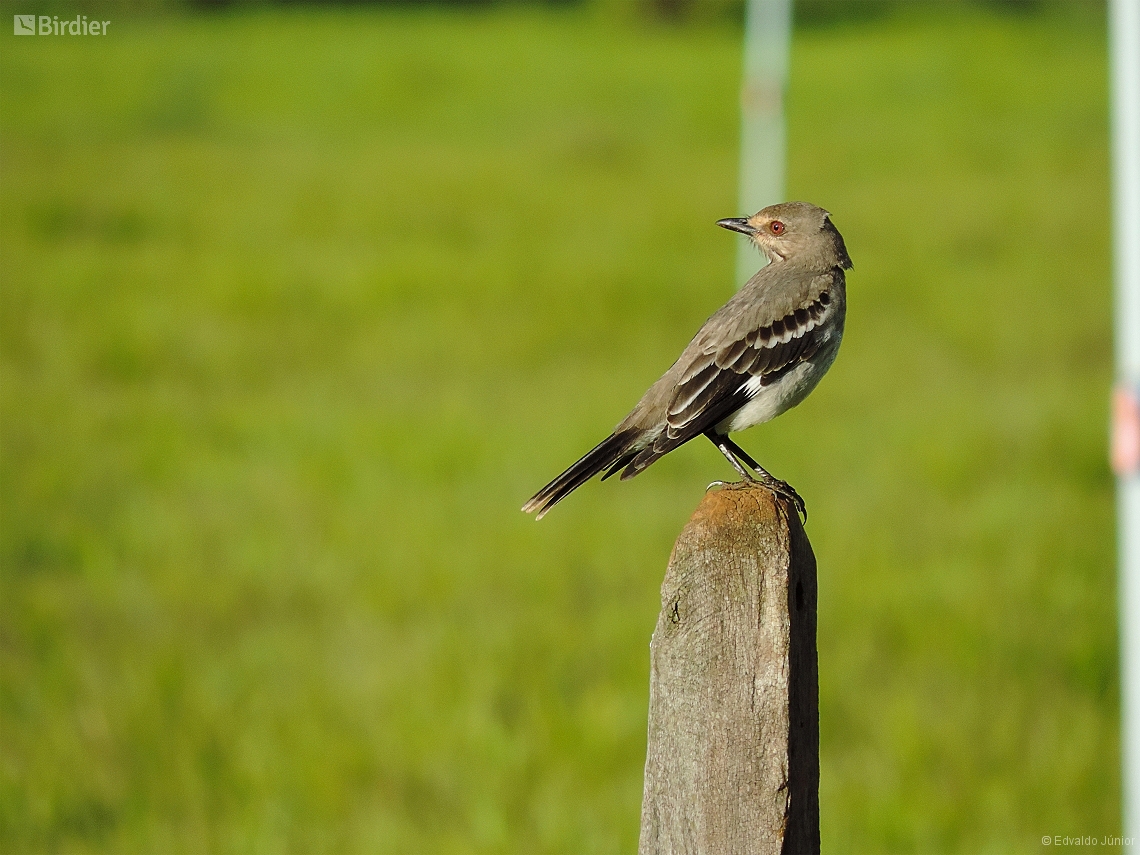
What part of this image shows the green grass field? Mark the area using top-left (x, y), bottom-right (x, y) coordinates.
top-left (0, 3), bottom-right (1119, 852)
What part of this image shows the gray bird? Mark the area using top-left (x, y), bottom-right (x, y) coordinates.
top-left (522, 201), bottom-right (852, 520)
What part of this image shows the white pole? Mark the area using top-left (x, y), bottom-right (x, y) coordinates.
top-left (1111, 0), bottom-right (1140, 840)
top-left (736, 0), bottom-right (792, 288)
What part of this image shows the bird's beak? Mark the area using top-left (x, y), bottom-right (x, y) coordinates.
top-left (716, 217), bottom-right (757, 236)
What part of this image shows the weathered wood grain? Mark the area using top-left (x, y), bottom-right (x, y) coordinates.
top-left (638, 484), bottom-right (819, 855)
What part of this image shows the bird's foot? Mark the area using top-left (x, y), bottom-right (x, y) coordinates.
top-left (755, 474), bottom-right (807, 522)
top-left (707, 469), bottom-right (758, 492)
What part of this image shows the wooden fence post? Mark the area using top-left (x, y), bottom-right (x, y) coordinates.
top-left (638, 483), bottom-right (819, 855)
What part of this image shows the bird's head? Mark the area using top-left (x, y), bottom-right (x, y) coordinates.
top-left (717, 201), bottom-right (852, 270)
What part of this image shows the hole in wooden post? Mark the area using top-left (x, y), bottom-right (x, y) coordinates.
top-left (795, 580), bottom-right (804, 612)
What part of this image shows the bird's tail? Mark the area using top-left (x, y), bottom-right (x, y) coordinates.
top-left (521, 429), bottom-right (642, 520)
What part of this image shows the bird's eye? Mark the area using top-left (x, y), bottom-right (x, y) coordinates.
top-left (770, 221), bottom-right (785, 235)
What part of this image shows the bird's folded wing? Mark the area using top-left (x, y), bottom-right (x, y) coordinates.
top-left (661, 271), bottom-right (838, 444)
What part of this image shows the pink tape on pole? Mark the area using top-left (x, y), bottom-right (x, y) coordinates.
top-left (1114, 384), bottom-right (1140, 477)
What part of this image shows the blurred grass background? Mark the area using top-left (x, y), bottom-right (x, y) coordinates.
top-left (0, 1), bottom-right (1119, 852)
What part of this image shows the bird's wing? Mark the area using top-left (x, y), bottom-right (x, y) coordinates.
top-left (660, 268), bottom-right (840, 446)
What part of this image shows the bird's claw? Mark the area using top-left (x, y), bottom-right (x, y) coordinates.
top-left (707, 473), bottom-right (760, 492)
top-left (763, 477), bottom-right (807, 523)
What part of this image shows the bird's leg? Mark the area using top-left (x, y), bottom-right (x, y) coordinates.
top-left (706, 432), bottom-right (755, 482)
top-left (720, 436), bottom-right (760, 471)
top-left (704, 432), bottom-right (807, 521)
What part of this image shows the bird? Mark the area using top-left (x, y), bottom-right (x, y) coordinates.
top-left (521, 201), bottom-right (852, 521)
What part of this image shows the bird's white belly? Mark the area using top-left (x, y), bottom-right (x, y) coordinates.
top-left (715, 341), bottom-right (840, 435)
